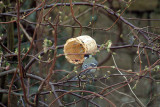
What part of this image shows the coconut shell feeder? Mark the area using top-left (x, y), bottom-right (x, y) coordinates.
top-left (64, 35), bottom-right (97, 64)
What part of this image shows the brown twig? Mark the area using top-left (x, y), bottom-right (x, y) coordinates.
top-left (69, 0), bottom-right (82, 36)
top-left (16, 0), bottom-right (35, 106)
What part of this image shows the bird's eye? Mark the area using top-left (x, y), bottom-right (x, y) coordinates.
top-left (84, 54), bottom-right (89, 58)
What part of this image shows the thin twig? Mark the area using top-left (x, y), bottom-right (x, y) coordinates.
top-left (112, 54), bottom-right (146, 107)
top-left (16, 0), bottom-right (35, 106)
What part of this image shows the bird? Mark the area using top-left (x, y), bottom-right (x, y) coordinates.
top-left (79, 55), bottom-right (98, 80)
top-left (71, 55), bottom-right (98, 81)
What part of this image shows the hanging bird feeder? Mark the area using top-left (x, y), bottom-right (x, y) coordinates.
top-left (64, 35), bottom-right (97, 64)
